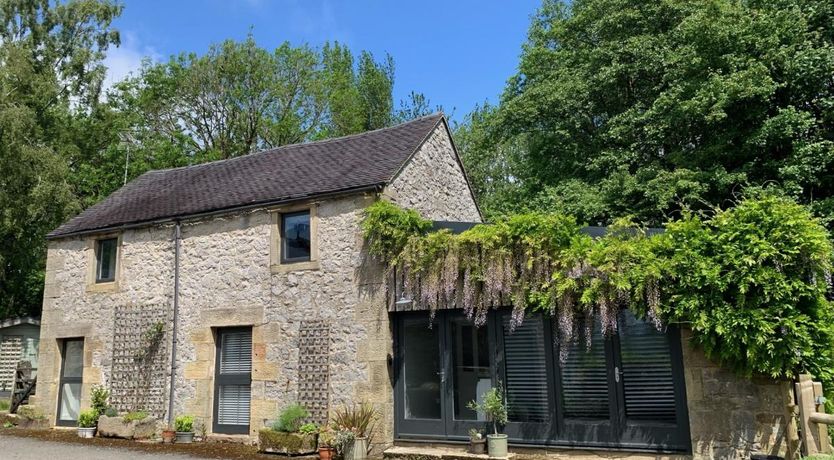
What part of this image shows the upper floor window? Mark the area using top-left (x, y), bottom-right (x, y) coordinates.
top-left (95, 238), bottom-right (118, 283)
top-left (280, 210), bottom-right (311, 263)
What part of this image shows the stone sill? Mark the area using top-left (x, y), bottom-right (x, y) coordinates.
top-left (86, 281), bottom-right (119, 293)
top-left (270, 260), bottom-right (320, 273)
top-left (385, 445), bottom-right (516, 460)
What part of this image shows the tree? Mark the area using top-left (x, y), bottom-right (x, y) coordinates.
top-left (461, 0), bottom-right (834, 225)
top-left (0, 0), bottom-right (121, 318)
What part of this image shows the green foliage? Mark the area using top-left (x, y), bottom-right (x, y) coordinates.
top-left (175, 415), bottom-right (194, 433)
top-left (2, 421), bottom-right (12, 428)
top-left (298, 422), bottom-right (318, 435)
top-left (329, 429), bottom-right (356, 455)
top-left (272, 403), bottom-right (309, 433)
top-left (362, 200), bottom-right (434, 263)
top-left (122, 411), bottom-right (148, 423)
top-left (0, 0), bottom-right (120, 318)
top-left (16, 405), bottom-right (44, 420)
top-left (90, 385), bottom-right (109, 416)
top-left (77, 409), bottom-right (98, 428)
top-left (104, 406), bottom-right (117, 417)
top-left (362, 196), bottom-right (834, 386)
top-left (656, 193), bottom-right (834, 381)
top-left (0, 400), bottom-right (10, 411)
top-left (459, 0), bottom-right (834, 226)
top-left (467, 386), bottom-right (508, 436)
top-left (331, 403), bottom-right (378, 438)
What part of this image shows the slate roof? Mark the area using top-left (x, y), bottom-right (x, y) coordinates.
top-left (49, 113), bottom-right (445, 238)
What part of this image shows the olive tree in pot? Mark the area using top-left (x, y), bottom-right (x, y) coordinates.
top-left (175, 415), bottom-right (195, 443)
top-left (468, 386), bottom-right (509, 459)
top-left (77, 409), bottom-right (98, 438)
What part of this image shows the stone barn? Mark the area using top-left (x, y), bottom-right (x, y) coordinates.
top-left (35, 114), bottom-right (795, 459)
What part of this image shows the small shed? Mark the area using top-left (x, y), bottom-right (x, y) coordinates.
top-left (0, 316), bottom-right (40, 396)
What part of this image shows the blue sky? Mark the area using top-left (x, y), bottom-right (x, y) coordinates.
top-left (105, 0), bottom-right (542, 121)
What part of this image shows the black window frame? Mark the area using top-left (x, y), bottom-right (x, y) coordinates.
top-left (393, 309), bottom-right (692, 453)
top-left (213, 327), bottom-right (252, 435)
top-left (94, 237), bottom-right (118, 283)
top-left (56, 338), bottom-right (84, 427)
top-left (279, 210), bottom-right (312, 264)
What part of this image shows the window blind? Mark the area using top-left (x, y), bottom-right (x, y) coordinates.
top-left (619, 313), bottom-right (676, 423)
top-left (503, 315), bottom-right (550, 423)
top-left (220, 331), bottom-right (252, 374)
top-left (217, 384), bottom-right (251, 426)
top-left (560, 322), bottom-right (610, 419)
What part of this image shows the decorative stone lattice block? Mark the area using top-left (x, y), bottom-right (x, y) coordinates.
top-left (297, 320), bottom-right (330, 425)
top-left (110, 304), bottom-right (169, 419)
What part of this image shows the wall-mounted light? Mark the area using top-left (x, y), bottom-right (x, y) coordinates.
top-left (395, 292), bottom-right (412, 307)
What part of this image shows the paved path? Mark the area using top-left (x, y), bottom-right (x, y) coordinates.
top-left (0, 433), bottom-right (202, 460)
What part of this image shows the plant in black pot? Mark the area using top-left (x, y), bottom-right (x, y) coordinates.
top-left (175, 415), bottom-right (195, 443)
top-left (468, 386), bottom-right (509, 459)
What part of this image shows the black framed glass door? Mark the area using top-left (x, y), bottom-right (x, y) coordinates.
top-left (396, 314), bottom-right (446, 437)
top-left (56, 338), bottom-right (84, 426)
top-left (395, 309), bottom-right (691, 452)
top-left (395, 312), bottom-right (496, 440)
top-left (213, 327), bottom-right (252, 434)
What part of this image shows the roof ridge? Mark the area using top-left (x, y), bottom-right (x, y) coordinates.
top-left (145, 112), bottom-right (445, 175)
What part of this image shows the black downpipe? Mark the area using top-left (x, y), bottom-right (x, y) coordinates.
top-left (167, 221), bottom-right (181, 426)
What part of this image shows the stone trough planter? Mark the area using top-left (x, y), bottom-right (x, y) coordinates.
top-left (258, 429), bottom-right (317, 455)
top-left (0, 411), bottom-right (50, 430)
top-left (97, 415), bottom-right (158, 440)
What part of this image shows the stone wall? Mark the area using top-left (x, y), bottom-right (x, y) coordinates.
top-left (384, 122), bottom-right (481, 223)
top-left (173, 194), bottom-right (390, 438)
top-left (680, 329), bottom-right (795, 459)
top-left (34, 225), bottom-right (175, 420)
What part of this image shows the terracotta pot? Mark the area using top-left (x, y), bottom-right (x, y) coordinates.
top-left (161, 429), bottom-right (176, 444)
top-left (318, 446), bottom-right (335, 460)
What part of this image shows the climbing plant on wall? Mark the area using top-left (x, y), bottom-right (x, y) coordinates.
top-left (362, 193), bottom-right (834, 384)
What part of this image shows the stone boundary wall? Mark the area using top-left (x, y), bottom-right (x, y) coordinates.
top-left (681, 329), bottom-right (795, 459)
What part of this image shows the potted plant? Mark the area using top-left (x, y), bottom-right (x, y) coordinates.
top-left (161, 427), bottom-right (176, 444)
top-left (468, 386), bottom-right (509, 459)
top-left (175, 415), bottom-right (195, 443)
top-left (330, 429), bottom-right (356, 459)
top-left (77, 409), bottom-right (98, 438)
top-left (258, 403), bottom-right (318, 455)
top-left (332, 403), bottom-right (377, 460)
top-left (468, 428), bottom-right (486, 454)
top-left (317, 426), bottom-right (336, 460)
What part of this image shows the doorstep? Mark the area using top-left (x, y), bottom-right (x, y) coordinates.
top-left (384, 445), bottom-right (517, 460)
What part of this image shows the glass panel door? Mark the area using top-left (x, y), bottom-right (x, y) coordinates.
top-left (57, 338), bottom-right (84, 426)
top-left (213, 328), bottom-right (252, 434)
top-left (396, 314), bottom-right (446, 438)
top-left (446, 314), bottom-right (495, 439)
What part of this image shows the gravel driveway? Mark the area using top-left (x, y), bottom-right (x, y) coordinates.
top-left (0, 433), bottom-right (203, 460)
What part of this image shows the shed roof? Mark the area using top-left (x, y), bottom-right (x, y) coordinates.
top-left (49, 114), bottom-right (446, 238)
top-left (0, 316), bottom-right (40, 329)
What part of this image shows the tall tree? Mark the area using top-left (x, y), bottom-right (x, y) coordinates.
top-left (462, 0), bottom-right (834, 224)
top-left (80, 38), bottom-right (435, 206)
top-left (0, 0), bottom-right (121, 318)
